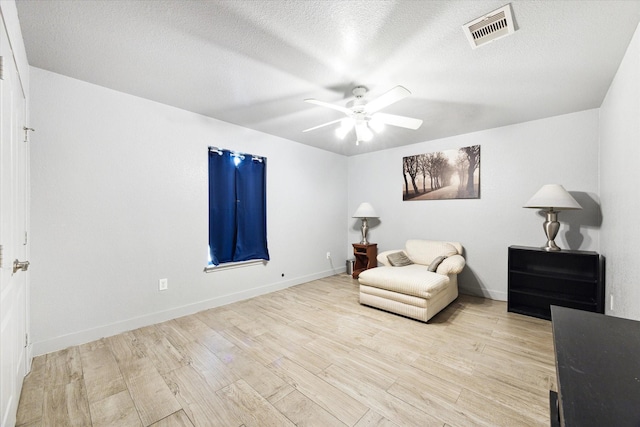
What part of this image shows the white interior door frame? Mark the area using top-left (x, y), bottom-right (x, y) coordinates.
top-left (0, 7), bottom-right (31, 426)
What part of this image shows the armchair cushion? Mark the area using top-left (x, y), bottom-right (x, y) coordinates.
top-left (435, 254), bottom-right (466, 275)
top-left (405, 240), bottom-right (459, 265)
top-left (427, 256), bottom-right (447, 272)
top-left (358, 264), bottom-right (450, 299)
top-left (377, 250), bottom-right (402, 267)
top-left (387, 251), bottom-right (414, 266)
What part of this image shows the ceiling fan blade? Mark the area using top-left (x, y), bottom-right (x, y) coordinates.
top-left (371, 112), bottom-right (423, 130)
top-left (302, 118), bottom-right (343, 133)
top-left (304, 99), bottom-right (352, 115)
top-left (364, 85), bottom-right (411, 114)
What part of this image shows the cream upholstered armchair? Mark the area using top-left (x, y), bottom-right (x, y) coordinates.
top-left (358, 240), bottom-right (465, 322)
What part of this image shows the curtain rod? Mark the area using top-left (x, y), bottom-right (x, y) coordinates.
top-left (208, 146), bottom-right (265, 162)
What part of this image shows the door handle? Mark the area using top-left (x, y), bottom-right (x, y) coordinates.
top-left (13, 259), bottom-right (30, 274)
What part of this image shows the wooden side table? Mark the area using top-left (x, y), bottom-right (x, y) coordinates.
top-left (352, 243), bottom-right (377, 279)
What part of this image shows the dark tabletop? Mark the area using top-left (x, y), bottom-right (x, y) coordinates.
top-left (551, 305), bottom-right (640, 427)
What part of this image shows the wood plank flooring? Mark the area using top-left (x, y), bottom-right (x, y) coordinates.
top-left (16, 274), bottom-right (556, 426)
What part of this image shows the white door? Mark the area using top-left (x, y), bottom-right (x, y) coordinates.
top-left (0, 15), bottom-right (30, 427)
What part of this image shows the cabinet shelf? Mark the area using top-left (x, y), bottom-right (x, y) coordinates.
top-left (509, 269), bottom-right (599, 284)
top-left (509, 288), bottom-right (597, 307)
top-left (508, 246), bottom-right (604, 320)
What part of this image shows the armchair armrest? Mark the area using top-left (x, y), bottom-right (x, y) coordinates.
top-left (436, 254), bottom-right (466, 275)
top-left (377, 250), bottom-right (404, 267)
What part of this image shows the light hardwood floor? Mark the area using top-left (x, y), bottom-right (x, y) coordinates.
top-left (16, 274), bottom-right (556, 426)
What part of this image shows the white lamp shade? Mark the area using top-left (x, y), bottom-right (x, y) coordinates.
top-left (523, 184), bottom-right (582, 210)
top-left (353, 202), bottom-right (379, 218)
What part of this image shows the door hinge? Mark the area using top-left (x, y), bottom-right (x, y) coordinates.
top-left (0, 56), bottom-right (4, 80)
top-left (24, 231), bottom-right (28, 246)
top-left (25, 333), bottom-right (29, 347)
top-left (23, 127), bottom-right (35, 143)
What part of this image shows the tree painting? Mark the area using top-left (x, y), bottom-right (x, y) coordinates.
top-left (402, 145), bottom-right (480, 200)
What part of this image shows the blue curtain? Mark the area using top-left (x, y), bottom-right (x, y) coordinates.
top-left (208, 149), bottom-right (269, 265)
top-left (235, 157), bottom-right (269, 262)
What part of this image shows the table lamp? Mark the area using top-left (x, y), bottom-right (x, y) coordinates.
top-left (523, 184), bottom-right (582, 251)
top-left (353, 202), bottom-right (378, 245)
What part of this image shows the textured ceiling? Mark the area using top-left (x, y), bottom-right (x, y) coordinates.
top-left (15, 0), bottom-right (640, 156)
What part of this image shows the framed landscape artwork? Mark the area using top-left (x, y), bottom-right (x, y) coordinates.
top-left (403, 145), bottom-right (480, 201)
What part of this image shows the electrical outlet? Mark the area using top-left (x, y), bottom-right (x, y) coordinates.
top-left (326, 252), bottom-right (331, 259)
top-left (610, 294), bottom-right (614, 311)
top-left (159, 278), bottom-right (168, 291)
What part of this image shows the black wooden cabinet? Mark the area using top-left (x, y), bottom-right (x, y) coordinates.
top-left (508, 246), bottom-right (604, 320)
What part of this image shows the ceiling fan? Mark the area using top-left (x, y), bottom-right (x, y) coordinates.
top-left (303, 85), bottom-right (423, 145)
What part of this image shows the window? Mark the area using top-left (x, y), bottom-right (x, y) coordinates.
top-left (208, 147), bottom-right (269, 266)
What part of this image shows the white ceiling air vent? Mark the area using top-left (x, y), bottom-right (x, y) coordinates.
top-left (463, 4), bottom-right (515, 49)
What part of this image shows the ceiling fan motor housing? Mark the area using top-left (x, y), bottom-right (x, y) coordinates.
top-left (347, 86), bottom-right (369, 113)
top-left (352, 86), bottom-right (368, 98)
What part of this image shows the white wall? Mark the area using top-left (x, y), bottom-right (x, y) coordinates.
top-left (600, 23), bottom-right (640, 320)
top-left (29, 67), bottom-right (348, 355)
top-left (348, 110), bottom-right (600, 300)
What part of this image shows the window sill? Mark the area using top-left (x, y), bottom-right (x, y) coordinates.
top-left (204, 259), bottom-right (267, 273)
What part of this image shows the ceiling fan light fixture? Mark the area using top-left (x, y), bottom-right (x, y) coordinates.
top-left (335, 119), bottom-right (353, 140)
top-left (356, 121), bottom-right (373, 142)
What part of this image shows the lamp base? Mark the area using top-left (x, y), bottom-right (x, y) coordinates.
top-left (542, 210), bottom-right (561, 251)
top-left (542, 241), bottom-right (561, 251)
top-left (360, 218), bottom-right (369, 245)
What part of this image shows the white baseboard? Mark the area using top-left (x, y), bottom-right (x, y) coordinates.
top-left (32, 267), bottom-right (345, 356)
top-left (459, 285), bottom-right (507, 301)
